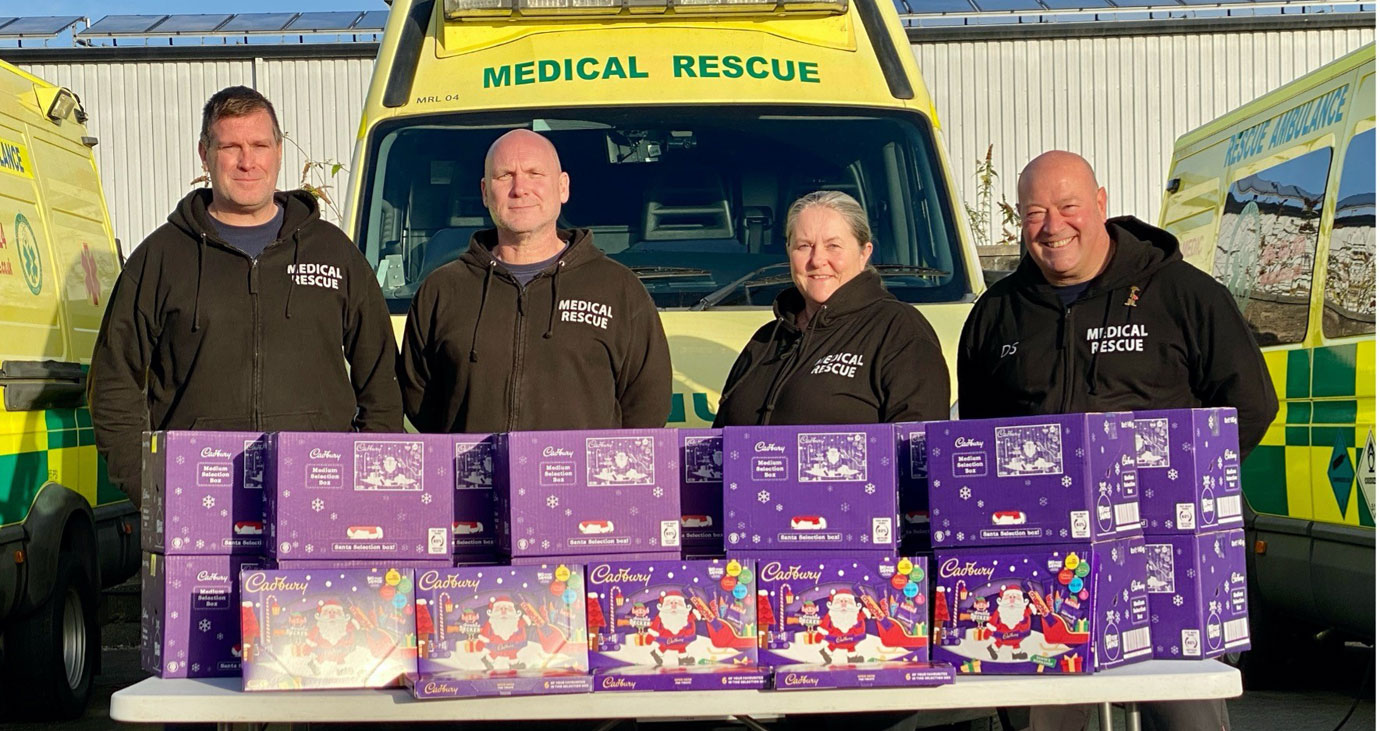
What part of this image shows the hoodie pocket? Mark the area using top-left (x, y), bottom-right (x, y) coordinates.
top-left (261, 411), bottom-right (322, 431)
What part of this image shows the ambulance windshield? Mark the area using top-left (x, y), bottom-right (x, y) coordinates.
top-left (357, 107), bottom-right (969, 311)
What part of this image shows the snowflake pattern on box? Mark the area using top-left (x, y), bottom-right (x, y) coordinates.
top-left (354, 440), bottom-right (424, 491)
top-left (797, 431), bottom-right (868, 482)
top-left (454, 441), bottom-right (495, 489)
top-left (683, 435), bottom-right (724, 484)
top-left (587, 436), bottom-right (657, 487)
top-left (994, 423), bottom-right (1064, 478)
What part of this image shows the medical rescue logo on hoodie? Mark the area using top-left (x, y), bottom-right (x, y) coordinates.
top-left (1086, 324), bottom-right (1148, 354)
top-left (558, 298), bottom-right (613, 330)
top-left (810, 352), bottom-right (865, 378)
top-left (288, 263), bottom-right (343, 290)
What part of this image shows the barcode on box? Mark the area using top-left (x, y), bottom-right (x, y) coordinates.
top-left (1115, 502), bottom-right (1140, 527)
top-left (1123, 627), bottom-right (1151, 658)
top-left (1223, 617), bottom-right (1250, 646)
top-left (1218, 495), bottom-right (1242, 519)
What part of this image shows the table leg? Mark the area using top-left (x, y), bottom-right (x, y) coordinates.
top-left (1099, 701), bottom-right (1115, 731)
top-left (1124, 701), bottom-right (1142, 731)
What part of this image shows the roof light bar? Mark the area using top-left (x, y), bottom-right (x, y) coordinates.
top-left (446, 0), bottom-right (846, 18)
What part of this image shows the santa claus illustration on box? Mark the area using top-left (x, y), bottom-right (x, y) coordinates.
top-left (478, 595), bottom-right (530, 670)
top-left (818, 588), bottom-right (867, 663)
top-left (986, 585), bottom-right (1033, 660)
top-left (307, 598), bottom-right (358, 666)
top-left (648, 590), bottom-right (698, 666)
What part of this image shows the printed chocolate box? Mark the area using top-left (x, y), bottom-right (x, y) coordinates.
top-left (452, 434), bottom-right (505, 556)
top-left (1145, 529), bottom-right (1250, 660)
top-left (931, 537), bottom-right (1151, 674)
top-left (755, 555), bottom-right (929, 667)
top-left (896, 422), bottom-right (935, 553)
top-left (929, 413), bottom-right (1140, 547)
top-left (141, 553), bottom-right (262, 678)
top-left (678, 429), bottom-right (725, 555)
top-left (503, 429), bottom-right (681, 559)
top-left (412, 564), bottom-right (588, 696)
top-left (239, 566), bottom-right (418, 690)
top-left (142, 431), bottom-right (267, 554)
top-left (1133, 409), bottom-right (1244, 534)
top-left (723, 424), bottom-right (898, 553)
top-left (265, 433), bottom-right (453, 561)
top-left (586, 559), bottom-right (764, 690)
top-left (408, 668), bottom-right (594, 699)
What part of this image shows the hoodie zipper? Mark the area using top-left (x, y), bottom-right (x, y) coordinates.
top-left (249, 258), bottom-right (262, 430)
top-left (507, 287), bottom-right (528, 432)
top-left (1059, 305), bottom-right (1076, 414)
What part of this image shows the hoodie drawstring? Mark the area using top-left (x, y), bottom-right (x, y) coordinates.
top-left (469, 261), bottom-right (496, 363)
top-left (543, 260), bottom-right (565, 339)
top-left (193, 234), bottom-right (206, 331)
top-left (760, 306), bottom-right (824, 425)
top-left (1085, 291), bottom-right (1115, 396)
top-left (284, 231), bottom-right (301, 320)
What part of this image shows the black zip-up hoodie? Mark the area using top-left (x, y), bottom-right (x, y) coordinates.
top-left (957, 216), bottom-right (1277, 456)
top-left (398, 228), bottom-right (672, 433)
top-left (89, 189), bottom-right (403, 504)
top-left (713, 269), bottom-right (950, 427)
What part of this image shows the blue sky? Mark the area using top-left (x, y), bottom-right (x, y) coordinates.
top-left (42, 0), bottom-right (387, 16)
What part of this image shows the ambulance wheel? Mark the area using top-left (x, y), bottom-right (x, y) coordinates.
top-left (3, 552), bottom-right (98, 720)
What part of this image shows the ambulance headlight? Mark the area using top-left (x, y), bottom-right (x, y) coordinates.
top-left (444, 0), bottom-right (514, 18)
top-left (45, 89), bottom-right (79, 123)
top-left (518, 0), bottom-right (623, 16)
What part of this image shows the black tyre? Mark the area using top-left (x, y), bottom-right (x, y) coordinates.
top-left (2, 551), bottom-right (99, 720)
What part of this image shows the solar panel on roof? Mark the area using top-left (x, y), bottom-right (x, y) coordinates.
top-left (0, 16), bottom-right (84, 36)
top-left (0, 18), bottom-right (18, 32)
top-left (152, 14), bottom-right (234, 33)
top-left (353, 10), bottom-right (390, 30)
top-left (219, 13), bottom-right (298, 33)
top-left (915, 0), bottom-right (978, 10)
top-left (971, 0), bottom-right (1047, 11)
top-left (81, 15), bottom-right (168, 35)
top-left (285, 12), bottom-right (364, 32)
top-left (1035, 0), bottom-right (1111, 7)
top-left (1107, 0), bottom-right (1183, 6)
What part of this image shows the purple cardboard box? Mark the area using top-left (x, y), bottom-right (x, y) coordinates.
top-left (240, 566), bottom-right (418, 690)
top-left (1134, 409), bottom-right (1244, 534)
top-left (931, 537), bottom-right (1151, 674)
top-left (503, 429), bottom-right (681, 560)
top-left (929, 413), bottom-right (1141, 548)
top-left (722, 425), bottom-right (898, 553)
top-left (269, 559), bottom-right (455, 570)
top-left (452, 434), bottom-right (505, 557)
top-left (773, 660), bottom-right (955, 689)
top-left (142, 431), bottom-right (267, 554)
top-left (141, 552), bottom-right (262, 678)
top-left (512, 551), bottom-right (679, 566)
top-left (265, 433), bottom-right (453, 561)
top-left (586, 559), bottom-right (762, 689)
top-left (756, 555), bottom-right (929, 668)
top-left (1146, 529), bottom-right (1250, 660)
top-left (408, 668), bottom-right (594, 698)
top-left (412, 564), bottom-right (588, 696)
top-left (896, 422), bottom-right (937, 553)
top-left (678, 429), bottom-right (725, 556)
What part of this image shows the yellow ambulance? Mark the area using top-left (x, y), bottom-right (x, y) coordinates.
top-left (0, 60), bottom-right (134, 718)
top-left (1160, 44), bottom-right (1375, 661)
top-left (344, 0), bottom-right (983, 426)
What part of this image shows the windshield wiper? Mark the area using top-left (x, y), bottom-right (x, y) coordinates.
top-left (629, 265), bottom-right (713, 280)
top-left (692, 262), bottom-right (791, 311)
top-left (874, 264), bottom-right (950, 278)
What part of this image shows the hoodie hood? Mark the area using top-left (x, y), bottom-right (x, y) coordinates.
top-left (459, 227), bottom-right (600, 274)
top-left (769, 268), bottom-right (897, 330)
top-left (168, 188), bottom-right (322, 246)
top-left (1009, 216), bottom-right (1183, 303)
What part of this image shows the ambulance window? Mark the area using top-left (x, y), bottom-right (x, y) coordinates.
top-left (1323, 128), bottom-right (1376, 339)
top-left (1213, 147), bottom-right (1332, 346)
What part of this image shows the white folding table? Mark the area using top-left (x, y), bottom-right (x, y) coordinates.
top-left (111, 659), bottom-right (1241, 730)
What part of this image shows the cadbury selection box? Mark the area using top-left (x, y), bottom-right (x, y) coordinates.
top-left (678, 429), bottom-right (726, 557)
top-left (452, 434), bottom-right (505, 558)
top-left (141, 552), bottom-right (262, 678)
top-left (142, 431), bottom-right (268, 554)
top-left (896, 421), bottom-right (937, 554)
top-left (1145, 528), bottom-right (1251, 660)
top-left (1134, 408), bottom-right (1244, 534)
top-left (929, 413), bottom-right (1140, 548)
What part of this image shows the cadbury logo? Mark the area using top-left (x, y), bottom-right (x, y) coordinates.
top-left (308, 449), bottom-right (341, 460)
top-left (1224, 449), bottom-right (1239, 462)
top-left (196, 571), bottom-right (229, 582)
top-left (938, 558), bottom-right (995, 581)
top-left (602, 677), bottom-right (638, 690)
top-left (1231, 571), bottom-right (1245, 584)
top-left (417, 571), bottom-right (481, 592)
top-left (760, 562), bottom-right (823, 583)
top-left (1130, 579), bottom-right (1146, 592)
top-left (954, 437), bottom-right (984, 449)
top-left (243, 573), bottom-right (309, 595)
top-left (1231, 536), bottom-right (1246, 548)
top-left (588, 564), bottom-right (653, 587)
top-left (542, 447), bottom-right (575, 458)
top-left (200, 447), bottom-right (232, 459)
top-left (1224, 416), bottom-right (1238, 424)
top-left (754, 442), bottom-right (785, 454)
top-left (780, 674), bottom-right (820, 687)
top-left (423, 682), bottom-right (458, 695)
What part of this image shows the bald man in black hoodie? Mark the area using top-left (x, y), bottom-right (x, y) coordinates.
top-left (958, 150), bottom-right (1277, 731)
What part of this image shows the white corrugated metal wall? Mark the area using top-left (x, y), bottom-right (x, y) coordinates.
top-left (916, 26), bottom-right (1374, 249)
top-left (16, 23), bottom-right (1373, 256)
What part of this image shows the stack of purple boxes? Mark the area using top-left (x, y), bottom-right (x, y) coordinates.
top-left (140, 431), bottom-right (267, 678)
top-left (501, 429), bottom-right (682, 564)
top-left (1135, 408), bottom-right (1251, 660)
top-left (925, 413), bottom-right (1152, 674)
top-left (896, 421), bottom-right (938, 554)
top-left (678, 428), bottom-right (725, 559)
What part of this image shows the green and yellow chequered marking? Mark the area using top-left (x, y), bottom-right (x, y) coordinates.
top-left (0, 404), bottom-right (122, 528)
top-left (1250, 340), bottom-right (1376, 529)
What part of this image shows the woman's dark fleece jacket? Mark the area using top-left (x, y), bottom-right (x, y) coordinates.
top-left (957, 216), bottom-right (1277, 456)
top-left (89, 189), bottom-right (403, 505)
top-left (713, 269), bottom-right (950, 426)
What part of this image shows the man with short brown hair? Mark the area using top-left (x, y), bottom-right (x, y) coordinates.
top-left (90, 86), bottom-right (402, 506)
